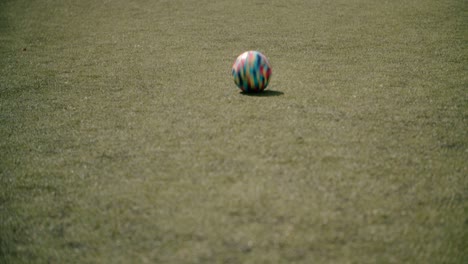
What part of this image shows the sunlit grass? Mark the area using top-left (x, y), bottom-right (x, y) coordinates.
top-left (1, 0), bottom-right (466, 263)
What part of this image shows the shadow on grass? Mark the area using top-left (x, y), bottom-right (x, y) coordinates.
top-left (240, 90), bottom-right (284, 97)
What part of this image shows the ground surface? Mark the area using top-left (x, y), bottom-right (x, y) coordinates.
top-left (0, 0), bottom-right (467, 263)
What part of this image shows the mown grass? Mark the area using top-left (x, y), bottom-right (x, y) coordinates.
top-left (1, 0), bottom-right (467, 263)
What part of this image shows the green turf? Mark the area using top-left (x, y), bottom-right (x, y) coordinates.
top-left (1, 0), bottom-right (467, 263)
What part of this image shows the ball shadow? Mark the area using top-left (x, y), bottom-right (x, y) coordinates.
top-left (240, 90), bottom-right (284, 97)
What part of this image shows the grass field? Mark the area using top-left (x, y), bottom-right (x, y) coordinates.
top-left (1, 0), bottom-right (467, 263)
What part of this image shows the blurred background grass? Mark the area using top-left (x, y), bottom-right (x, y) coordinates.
top-left (1, 0), bottom-right (467, 263)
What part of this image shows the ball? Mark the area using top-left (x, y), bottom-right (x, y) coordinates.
top-left (232, 51), bottom-right (272, 92)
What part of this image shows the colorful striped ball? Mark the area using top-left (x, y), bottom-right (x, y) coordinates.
top-left (232, 51), bottom-right (272, 92)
